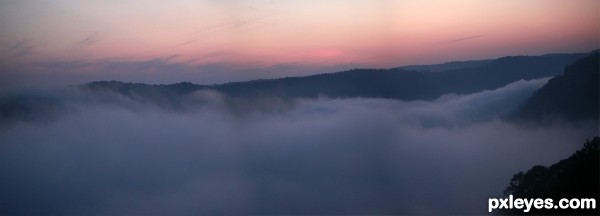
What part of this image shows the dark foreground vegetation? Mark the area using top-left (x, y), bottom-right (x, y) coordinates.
top-left (501, 137), bottom-right (599, 215)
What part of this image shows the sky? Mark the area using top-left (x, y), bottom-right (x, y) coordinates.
top-left (0, 0), bottom-right (598, 86)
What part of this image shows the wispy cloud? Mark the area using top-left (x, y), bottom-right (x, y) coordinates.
top-left (1, 38), bottom-right (41, 60)
top-left (172, 38), bottom-right (204, 48)
top-left (444, 34), bottom-right (487, 44)
top-left (77, 32), bottom-right (101, 46)
top-left (8, 39), bottom-right (35, 55)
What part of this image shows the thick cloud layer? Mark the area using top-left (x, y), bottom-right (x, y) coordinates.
top-left (1, 78), bottom-right (597, 215)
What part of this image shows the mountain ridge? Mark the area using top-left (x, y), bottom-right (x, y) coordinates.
top-left (82, 51), bottom-right (591, 102)
top-left (2, 51), bottom-right (596, 125)
top-left (510, 52), bottom-right (599, 123)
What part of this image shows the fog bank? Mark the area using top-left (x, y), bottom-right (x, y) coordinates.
top-left (1, 78), bottom-right (597, 215)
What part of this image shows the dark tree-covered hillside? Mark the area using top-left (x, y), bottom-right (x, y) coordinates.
top-left (511, 52), bottom-right (599, 123)
top-left (81, 52), bottom-right (587, 102)
top-left (500, 137), bottom-right (600, 215)
top-left (216, 53), bottom-right (586, 100)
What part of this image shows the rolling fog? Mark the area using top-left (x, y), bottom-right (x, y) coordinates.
top-left (1, 78), bottom-right (597, 215)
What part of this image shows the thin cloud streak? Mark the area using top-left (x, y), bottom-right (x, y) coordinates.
top-left (7, 38), bottom-right (38, 56)
top-left (444, 34), bottom-right (488, 44)
top-left (77, 32), bottom-right (101, 46)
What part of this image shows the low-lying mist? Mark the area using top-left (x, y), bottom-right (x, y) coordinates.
top-left (1, 78), bottom-right (597, 215)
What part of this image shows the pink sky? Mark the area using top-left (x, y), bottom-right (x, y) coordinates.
top-left (0, 0), bottom-right (598, 81)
